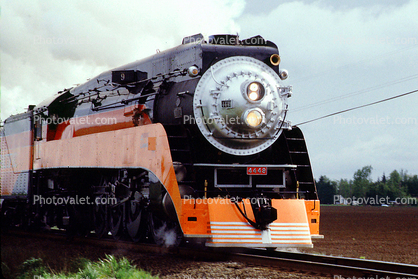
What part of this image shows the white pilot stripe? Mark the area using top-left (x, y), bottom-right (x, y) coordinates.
top-left (210, 222), bottom-right (249, 225)
top-left (208, 221), bottom-right (313, 245)
top-left (211, 222), bottom-right (309, 229)
top-left (270, 235), bottom-right (311, 239)
top-left (211, 239), bottom-right (269, 243)
top-left (211, 230), bottom-right (262, 234)
top-left (210, 226), bottom-right (254, 230)
top-left (212, 235), bottom-right (263, 239)
top-left (211, 230), bottom-right (310, 235)
top-left (211, 227), bottom-right (310, 232)
top-left (211, 239), bottom-right (311, 243)
top-left (270, 231), bottom-right (310, 235)
top-left (271, 240), bottom-right (312, 243)
top-left (270, 227), bottom-right (310, 231)
top-left (270, 223), bottom-right (309, 226)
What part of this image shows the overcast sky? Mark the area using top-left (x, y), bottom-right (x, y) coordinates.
top-left (1, 0), bottom-right (417, 181)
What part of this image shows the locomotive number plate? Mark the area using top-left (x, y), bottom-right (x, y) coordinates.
top-left (246, 167), bottom-right (267, 175)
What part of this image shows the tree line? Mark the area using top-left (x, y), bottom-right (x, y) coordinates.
top-left (316, 166), bottom-right (418, 204)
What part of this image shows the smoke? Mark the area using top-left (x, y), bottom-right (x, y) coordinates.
top-left (276, 247), bottom-right (301, 253)
top-left (155, 222), bottom-right (180, 247)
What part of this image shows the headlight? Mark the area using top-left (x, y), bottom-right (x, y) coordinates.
top-left (246, 82), bottom-right (265, 102)
top-left (243, 108), bottom-right (264, 128)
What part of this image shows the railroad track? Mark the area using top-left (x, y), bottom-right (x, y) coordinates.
top-left (237, 248), bottom-right (418, 278)
top-left (5, 229), bottom-right (418, 278)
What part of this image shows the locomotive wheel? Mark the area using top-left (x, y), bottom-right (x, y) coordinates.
top-left (109, 204), bottom-right (124, 240)
top-left (126, 191), bottom-right (145, 242)
top-left (93, 196), bottom-right (108, 238)
top-left (1, 201), bottom-right (20, 229)
top-left (66, 203), bottom-right (91, 238)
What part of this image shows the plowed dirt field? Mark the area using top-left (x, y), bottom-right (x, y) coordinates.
top-left (301, 206), bottom-right (418, 264)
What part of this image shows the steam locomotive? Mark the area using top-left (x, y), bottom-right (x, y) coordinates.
top-left (1, 34), bottom-right (321, 248)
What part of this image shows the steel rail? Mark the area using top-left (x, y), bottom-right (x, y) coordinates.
top-left (237, 248), bottom-right (418, 278)
top-left (5, 229), bottom-right (418, 278)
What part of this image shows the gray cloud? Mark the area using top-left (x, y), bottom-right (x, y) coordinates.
top-left (238, 0), bottom-right (418, 179)
top-left (1, 0), bottom-right (245, 118)
top-left (243, 0), bottom-right (412, 14)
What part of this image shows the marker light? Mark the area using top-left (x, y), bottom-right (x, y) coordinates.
top-left (246, 82), bottom-right (265, 102)
top-left (188, 66), bottom-right (199, 77)
top-left (279, 69), bottom-right (288, 80)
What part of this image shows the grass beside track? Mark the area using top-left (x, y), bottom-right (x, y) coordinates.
top-left (2, 254), bottom-right (159, 279)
